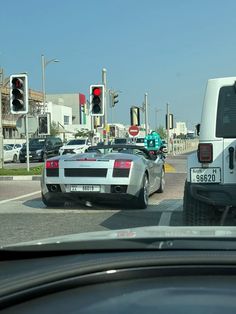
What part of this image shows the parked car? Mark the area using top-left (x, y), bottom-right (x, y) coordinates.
top-left (6, 143), bottom-right (24, 157)
top-left (19, 137), bottom-right (63, 162)
top-left (184, 77), bottom-right (236, 225)
top-left (3, 144), bottom-right (19, 163)
top-left (161, 140), bottom-right (168, 154)
top-left (41, 144), bottom-right (165, 208)
top-left (59, 138), bottom-right (91, 155)
top-left (114, 138), bottom-right (133, 145)
top-left (135, 137), bottom-right (145, 147)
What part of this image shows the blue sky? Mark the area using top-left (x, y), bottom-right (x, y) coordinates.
top-left (1, 0), bottom-right (236, 130)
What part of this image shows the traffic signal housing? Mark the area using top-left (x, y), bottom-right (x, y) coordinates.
top-left (90, 85), bottom-right (105, 116)
top-left (165, 113), bottom-right (174, 129)
top-left (112, 92), bottom-right (119, 107)
top-left (38, 113), bottom-right (50, 135)
top-left (130, 106), bottom-right (140, 126)
top-left (10, 74), bottom-right (28, 114)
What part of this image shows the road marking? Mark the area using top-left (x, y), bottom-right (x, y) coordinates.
top-left (165, 163), bottom-right (176, 173)
top-left (158, 200), bottom-right (182, 226)
top-left (0, 191), bottom-right (41, 204)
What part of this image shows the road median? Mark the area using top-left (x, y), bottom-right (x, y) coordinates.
top-left (0, 166), bottom-right (43, 180)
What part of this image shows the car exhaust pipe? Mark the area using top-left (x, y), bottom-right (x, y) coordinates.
top-left (50, 185), bottom-right (58, 192)
top-left (114, 185), bottom-right (122, 193)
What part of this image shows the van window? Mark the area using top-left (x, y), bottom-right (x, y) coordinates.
top-left (216, 85), bottom-right (236, 138)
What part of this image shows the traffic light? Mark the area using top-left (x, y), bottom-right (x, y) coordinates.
top-left (165, 113), bottom-right (174, 129)
top-left (38, 113), bottom-right (50, 135)
top-left (130, 106), bottom-right (140, 126)
top-left (112, 92), bottom-right (119, 107)
top-left (10, 74), bottom-right (28, 114)
top-left (90, 85), bottom-right (105, 116)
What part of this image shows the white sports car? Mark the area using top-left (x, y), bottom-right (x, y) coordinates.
top-left (59, 138), bottom-right (90, 155)
top-left (41, 144), bottom-right (165, 209)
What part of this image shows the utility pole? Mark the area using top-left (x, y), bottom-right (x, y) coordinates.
top-left (166, 103), bottom-right (170, 153)
top-left (0, 68), bottom-right (3, 168)
top-left (144, 93), bottom-right (148, 136)
top-left (102, 68), bottom-right (107, 143)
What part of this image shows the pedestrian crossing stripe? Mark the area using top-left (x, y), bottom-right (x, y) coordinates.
top-left (164, 163), bottom-right (176, 173)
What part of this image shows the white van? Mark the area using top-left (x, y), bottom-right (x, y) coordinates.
top-left (184, 77), bottom-right (236, 225)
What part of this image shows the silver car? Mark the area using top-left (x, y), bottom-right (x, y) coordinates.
top-left (41, 145), bottom-right (165, 209)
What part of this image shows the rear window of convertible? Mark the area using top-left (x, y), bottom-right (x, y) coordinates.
top-left (216, 85), bottom-right (236, 138)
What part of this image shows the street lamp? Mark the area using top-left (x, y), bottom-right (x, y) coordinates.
top-left (155, 108), bottom-right (162, 129)
top-left (41, 54), bottom-right (59, 113)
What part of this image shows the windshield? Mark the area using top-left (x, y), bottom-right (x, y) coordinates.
top-left (1, 0), bottom-right (236, 251)
top-left (67, 139), bottom-right (86, 145)
top-left (136, 138), bottom-right (144, 143)
top-left (114, 139), bottom-right (127, 144)
top-left (29, 139), bottom-right (46, 148)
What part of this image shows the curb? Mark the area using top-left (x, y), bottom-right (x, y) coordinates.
top-left (0, 175), bottom-right (41, 181)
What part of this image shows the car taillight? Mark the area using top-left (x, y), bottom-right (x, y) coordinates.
top-left (114, 160), bottom-right (132, 169)
top-left (198, 144), bottom-right (213, 163)
top-left (46, 160), bottom-right (59, 169)
top-left (113, 160), bottom-right (132, 177)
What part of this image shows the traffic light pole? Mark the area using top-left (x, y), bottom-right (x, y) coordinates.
top-left (102, 68), bottom-right (107, 143)
top-left (25, 114), bottom-right (30, 172)
top-left (144, 93), bottom-right (149, 136)
top-left (166, 103), bottom-right (170, 153)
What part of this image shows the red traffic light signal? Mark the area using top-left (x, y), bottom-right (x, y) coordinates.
top-left (90, 85), bottom-right (105, 116)
top-left (93, 87), bottom-right (101, 96)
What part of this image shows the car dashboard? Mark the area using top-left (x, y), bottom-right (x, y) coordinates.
top-left (1, 250), bottom-right (236, 313)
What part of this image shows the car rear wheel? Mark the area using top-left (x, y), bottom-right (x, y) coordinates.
top-left (183, 181), bottom-right (218, 226)
top-left (133, 174), bottom-right (149, 209)
top-left (42, 194), bottom-right (64, 208)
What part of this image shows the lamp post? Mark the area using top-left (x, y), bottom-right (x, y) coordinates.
top-left (41, 54), bottom-right (59, 113)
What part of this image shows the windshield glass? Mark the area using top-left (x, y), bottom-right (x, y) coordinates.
top-left (29, 139), bottom-right (46, 148)
top-left (1, 0), bottom-right (236, 250)
top-left (136, 138), bottom-right (144, 143)
top-left (67, 139), bottom-right (86, 145)
top-left (114, 139), bottom-right (127, 144)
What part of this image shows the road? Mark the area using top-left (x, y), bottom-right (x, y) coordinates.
top-left (0, 155), bottom-right (187, 246)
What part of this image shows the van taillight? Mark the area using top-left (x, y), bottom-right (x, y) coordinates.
top-left (46, 160), bottom-right (59, 169)
top-left (198, 144), bottom-right (213, 163)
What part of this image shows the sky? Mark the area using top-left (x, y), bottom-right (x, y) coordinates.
top-left (1, 0), bottom-right (236, 130)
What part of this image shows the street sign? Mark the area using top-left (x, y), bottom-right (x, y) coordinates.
top-left (128, 125), bottom-right (139, 137)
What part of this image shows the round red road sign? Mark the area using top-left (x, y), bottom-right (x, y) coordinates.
top-left (128, 125), bottom-right (140, 136)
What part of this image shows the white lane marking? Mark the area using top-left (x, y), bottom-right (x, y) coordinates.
top-left (0, 191), bottom-right (41, 205)
top-left (158, 201), bottom-right (182, 226)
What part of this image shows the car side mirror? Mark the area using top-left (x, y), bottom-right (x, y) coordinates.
top-left (196, 123), bottom-right (200, 136)
top-left (149, 152), bottom-right (157, 160)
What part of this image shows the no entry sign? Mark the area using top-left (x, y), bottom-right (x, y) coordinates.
top-left (128, 125), bottom-right (139, 137)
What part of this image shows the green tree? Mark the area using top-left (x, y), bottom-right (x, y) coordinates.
top-left (50, 121), bottom-right (60, 136)
top-left (75, 128), bottom-right (94, 141)
top-left (155, 126), bottom-right (167, 139)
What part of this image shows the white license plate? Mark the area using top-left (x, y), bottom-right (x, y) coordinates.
top-left (70, 185), bottom-right (100, 192)
top-left (190, 168), bottom-right (221, 183)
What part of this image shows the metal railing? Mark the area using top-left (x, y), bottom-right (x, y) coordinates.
top-left (168, 138), bottom-right (199, 155)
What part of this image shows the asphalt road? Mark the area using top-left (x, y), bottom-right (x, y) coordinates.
top-left (0, 155), bottom-right (187, 246)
